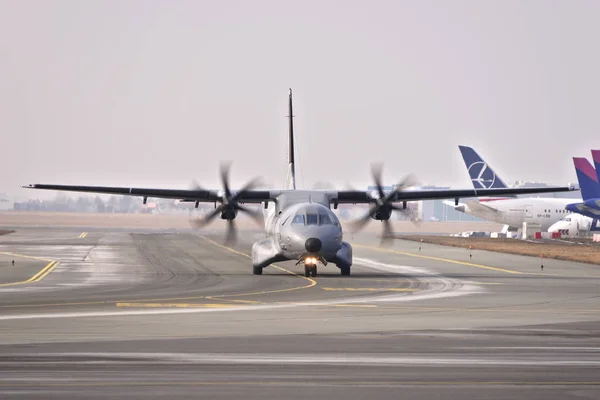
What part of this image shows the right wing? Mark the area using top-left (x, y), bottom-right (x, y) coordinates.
top-left (333, 186), bottom-right (577, 204)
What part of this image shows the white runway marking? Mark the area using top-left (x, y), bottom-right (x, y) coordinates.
top-left (0, 258), bottom-right (483, 321)
top-left (1, 352), bottom-right (598, 367)
top-left (353, 257), bottom-right (484, 302)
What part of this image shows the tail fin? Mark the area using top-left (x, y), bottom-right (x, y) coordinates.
top-left (286, 88), bottom-right (297, 190)
top-left (573, 157), bottom-right (600, 200)
top-left (458, 145), bottom-right (509, 189)
top-left (591, 150), bottom-right (600, 183)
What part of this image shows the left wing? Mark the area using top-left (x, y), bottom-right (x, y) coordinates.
top-left (21, 184), bottom-right (272, 204)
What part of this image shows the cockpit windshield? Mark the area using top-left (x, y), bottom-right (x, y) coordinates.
top-left (319, 213), bottom-right (333, 225)
top-left (562, 217), bottom-right (571, 222)
top-left (306, 213), bottom-right (318, 225)
top-left (290, 211), bottom-right (338, 226)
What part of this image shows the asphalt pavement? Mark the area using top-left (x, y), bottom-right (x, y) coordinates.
top-left (1, 228), bottom-right (599, 399)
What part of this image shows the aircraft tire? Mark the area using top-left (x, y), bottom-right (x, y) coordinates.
top-left (304, 265), bottom-right (311, 277)
top-left (253, 266), bottom-right (263, 275)
top-left (340, 266), bottom-right (351, 276)
top-left (311, 265), bottom-right (317, 277)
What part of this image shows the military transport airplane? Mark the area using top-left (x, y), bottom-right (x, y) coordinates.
top-left (23, 89), bottom-right (575, 277)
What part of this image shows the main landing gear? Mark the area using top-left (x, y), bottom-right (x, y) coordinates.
top-left (304, 263), bottom-right (317, 278)
top-left (253, 266), bottom-right (263, 275)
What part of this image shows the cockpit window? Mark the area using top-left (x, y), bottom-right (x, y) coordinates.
top-left (291, 211), bottom-right (339, 226)
top-left (330, 213), bottom-right (340, 226)
top-left (291, 214), bottom-right (305, 224)
top-left (306, 213), bottom-right (318, 225)
top-left (319, 213), bottom-right (333, 225)
top-left (564, 217), bottom-right (571, 222)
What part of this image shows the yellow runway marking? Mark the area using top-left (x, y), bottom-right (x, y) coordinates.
top-left (108, 237), bottom-right (318, 308)
top-left (120, 303), bottom-right (238, 309)
top-left (322, 287), bottom-right (417, 292)
top-left (200, 237), bottom-right (318, 298)
top-left (204, 297), bottom-right (262, 304)
top-left (0, 300), bottom-right (114, 309)
top-left (0, 260), bottom-right (59, 287)
top-left (78, 232), bottom-right (88, 239)
top-left (354, 243), bottom-right (523, 274)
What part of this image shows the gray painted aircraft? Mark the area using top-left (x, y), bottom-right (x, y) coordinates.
top-left (23, 90), bottom-right (575, 277)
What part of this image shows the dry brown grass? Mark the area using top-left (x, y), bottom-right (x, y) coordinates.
top-left (399, 235), bottom-right (600, 266)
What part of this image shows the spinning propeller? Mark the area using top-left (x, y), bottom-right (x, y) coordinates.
top-left (350, 163), bottom-right (419, 245)
top-left (190, 162), bottom-right (263, 245)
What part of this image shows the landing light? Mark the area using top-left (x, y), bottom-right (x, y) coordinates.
top-left (304, 256), bottom-right (318, 265)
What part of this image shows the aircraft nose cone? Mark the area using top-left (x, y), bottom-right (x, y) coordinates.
top-left (305, 238), bottom-right (322, 253)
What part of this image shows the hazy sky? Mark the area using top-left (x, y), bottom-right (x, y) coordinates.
top-left (2, 0), bottom-right (599, 199)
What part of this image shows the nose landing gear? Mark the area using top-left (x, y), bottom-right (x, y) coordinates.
top-left (304, 263), bottom-right (317, 277)
top-left (297, 255), bottom-right (323, 278)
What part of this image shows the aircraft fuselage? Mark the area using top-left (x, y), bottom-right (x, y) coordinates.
top-left (251, 191), bottom-right (352, 275)
top-left (461, 197), bottom-right (575, 231)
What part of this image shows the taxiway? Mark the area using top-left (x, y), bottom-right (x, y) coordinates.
top-left (0, 228), bottom-right (599, 399)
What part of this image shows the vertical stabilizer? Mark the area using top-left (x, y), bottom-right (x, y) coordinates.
top-left (573, 157), bottom-right (600, 200)
top-left (286, 88), bottom-right (297, 190)
top-left (591, 150), bottom-right (600, 183)
top-left (458, 145), bottom-right (510, 190)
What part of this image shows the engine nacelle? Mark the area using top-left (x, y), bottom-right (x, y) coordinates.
top-left (372, 206), bottom-right (392, 221)
top-left (220, 206), bottom-right (238, 220)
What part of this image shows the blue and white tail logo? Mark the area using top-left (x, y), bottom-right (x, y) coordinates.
top-left (458, 145), bottom-right (509, 190)
top-left (467, 161), bottom-right (497, 189)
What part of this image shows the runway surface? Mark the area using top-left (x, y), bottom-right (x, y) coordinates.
top-left (1, 228), bottom-right (599, 399)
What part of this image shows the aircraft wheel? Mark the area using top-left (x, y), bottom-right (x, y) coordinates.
top-left (304, 265), bottom-right (311, 277)
top-left (253, 266), bottom-right (263, 275)
top-left (340, 266), bottom-right (351, 276)
top-left (311, 265), bottom-right (317, 277)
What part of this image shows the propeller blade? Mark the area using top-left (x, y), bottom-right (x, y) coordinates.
top-left (391, 205), bottom-right (421, 228)
top-left (395, 173), bottom-right (418, 189)
top-left (190, 206), bottom-right (221, 228)
top-left (385, 173), bottom-right (418, 203)
top-left (344, 181), bottom-right (359, 191)
top-left (237, 204), bottom-right (264, 226)
top-left (371, 162), bottom-right (386, 200)
top-left (224, 219), bottom-right (237, 246)
top-left (191, 162), bottom-right (265, 244)
top-left (348, 205), bottom-right (377, 233)
top-left (380, 218), bottom-right (393, 246)
top-left (231, 176), bottom-right (264, 202)
top-left (190, 179), bottom-right (206, 191)
top-left (349, 165), bottom-right (420, 241)
top-left (219, 161), bottom-right (232, 199)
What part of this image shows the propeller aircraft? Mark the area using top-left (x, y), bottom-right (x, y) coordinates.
top-left (23, 90), bottom-right (575, 277)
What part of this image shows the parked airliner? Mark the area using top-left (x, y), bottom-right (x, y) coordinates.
top-left (549, 153), bottom-right (600, 236)
top-left (446, 146), bottom-right (579, 232)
